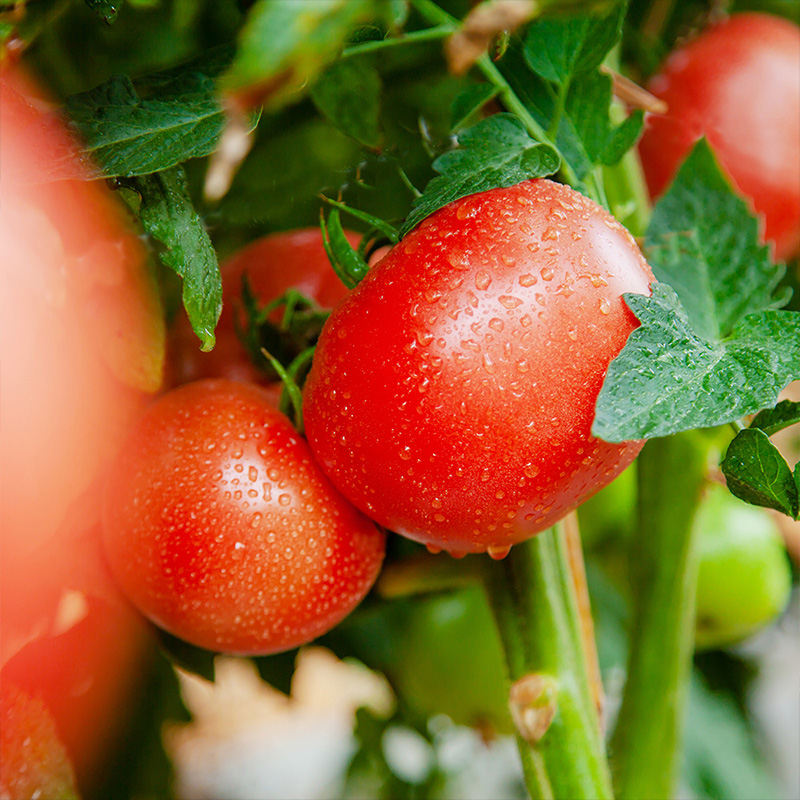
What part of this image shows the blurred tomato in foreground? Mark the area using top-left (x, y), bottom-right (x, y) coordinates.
top-left (0, 67), bottom-right (165, 791)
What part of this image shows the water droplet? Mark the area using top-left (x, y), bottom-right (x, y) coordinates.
top-left (248, 466), bottom-right (258, 482)
top-left (501, 253), bottom-right (517, 267)
top-left (599, 298), bottom-right (611, 315)
top-left (426, 544), bottom-right (443, 555)
top-left (540, 267), bottom-right (554, 281)
top-left (590, 273), bottom-right (608, 288)
top-left (278, 494), bottom-right (291, 506)
top-left (541, 226), bottom-right (559, 242)
top-left (489, 318), bottom-right (504, 332)
top-left (518, 273), bottom-right (537, 287)
top-left (499, 295), bottom-right (523, 309)
top-left (515, 358), bottom-right (529, 374)
top-left (475, 271), bottom-right (492, 290)
top-left (523, 463), bottom-right (539, 478)
top-left (487, 544), bottom-right (512, 560)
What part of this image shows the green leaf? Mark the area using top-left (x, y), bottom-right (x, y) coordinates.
top-left (645, 140), bottom-right (787, 342)
top-left (221, 0), bottom-right (376, 108)
top-left (49, 48), bottom-right (255, 180)
top-left (595, 135), bottom-right (799, 443)
top-left (321, 209), bottom-right (369, 288)
top-left (600, 107), bottom-right (644, 166)
top-left (400, 114), bottom-right (560, 236)
top-left (499, 39), bottom-right (641, 185)
top-left (721, 428), bottom-right (799, 518)
top-left (321, 196), bottom-right (399, 243)
top-left (84, 0), bottom-right (121, 24)
top-left (311, 57), bottom-right (382, 147)
top-left (132, 166), bottom-right (222, 351)
top-left (593, 284), bottom-right (800, 441)
top-left (450, 83), bottom-right (500, 132)
top-left (564, 70), bottom-right (643, 167)
top-left (751, 400), bottom-right (800, 436)
top-left (523, 0), bottom-right (626, 83)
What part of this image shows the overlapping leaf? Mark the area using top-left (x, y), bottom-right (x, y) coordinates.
top-left (594, 141), bottom-right (800, 443)
top-left (41, 47), bottom-right (252, 180)
top-left (132, 166), bottom-right (222, 351)
top-left (400, 114), bottom-right (560, 236)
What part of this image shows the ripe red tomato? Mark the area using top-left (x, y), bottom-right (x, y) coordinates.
top-left (303, 179), bottom-right (653, 556)
top-left (639, 13), bottom-right (800, 262)
top-left (169, 228), bottom-right (358, 386)
top-left (102, 379), bottom-right (386, 654)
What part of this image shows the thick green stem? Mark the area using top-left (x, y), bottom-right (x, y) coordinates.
top-left (609, 433), bottom-right (711, 799)
top-left (482, 525), bottom-right (613, 800)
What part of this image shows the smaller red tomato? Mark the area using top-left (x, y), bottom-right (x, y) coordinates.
top-left (102, 379), bottom-right (386, 655)
top-left (169, 228), bottom-right (359, 386)
top-left (639, 13), bottom-right (800, 261)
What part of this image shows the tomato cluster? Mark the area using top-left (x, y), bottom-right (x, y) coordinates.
top-left (103, 176), bottom-right (652, 653)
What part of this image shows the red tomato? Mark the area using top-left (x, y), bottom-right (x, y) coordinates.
top-left (0, 68), bottom-right (164, 782)
top-left (102, 379), bottom-right (386, 655)
top-left (303, 179), bottom-right (653, 556)
top-left (639, 13), bottom-right (800, 262)
top-left (169, 228), bottom-right (358, 386)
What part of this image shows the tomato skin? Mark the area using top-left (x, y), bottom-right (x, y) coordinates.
top-left (102, 379), bottom-right (386, 655)
top-left (169, 228), bottom-right (357, 387)
top-left (304, 179), bottom-right (652, 555)
top-left (639, 13), bottom-right (800, 262)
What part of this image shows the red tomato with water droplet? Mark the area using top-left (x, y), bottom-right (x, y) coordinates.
top-left (303, 179), bottom-right (653, 555)
top-left (639, 13), bottom-right (800, 262)
top-left (168, 228), bottom-right (359, 387)
top-left (102, 379), bottom-right (386, 655)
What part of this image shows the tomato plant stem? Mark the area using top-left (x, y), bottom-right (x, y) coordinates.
top-left (609, 432), bottom-right (710, 799)
top-left (602, 101), bottom-right (652, 236)
top-left (482, 525), bottom-right (613, 800)
top-left (409, 0), bottom-right (583, 191)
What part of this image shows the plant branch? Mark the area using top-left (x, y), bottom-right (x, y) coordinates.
top-left (609, 432), bottom-right (710, 799)
top-left (482, 525), bottom-right (613, 800)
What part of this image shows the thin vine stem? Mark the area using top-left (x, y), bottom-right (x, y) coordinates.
top-left (341, 24), bottom-right (453, 59)
top-left (609, 433), bottom-right (711, 799)
top-left (410, 0), bottom-right (585, 193)
top-left (482, 524), bottom-right (613, 800)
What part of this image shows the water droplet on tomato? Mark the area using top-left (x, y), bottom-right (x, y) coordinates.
top-left (487, 544), bottom-right (512, 560)
top-left (499, 295), bottom-right (523, 309)
top-left (475, 271), bottom-right (492, 290)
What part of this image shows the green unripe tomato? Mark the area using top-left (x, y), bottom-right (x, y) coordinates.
top-left (392, 587), bottom-right (513, 735)
top-left (694, 485), bottom-right (792, 650)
